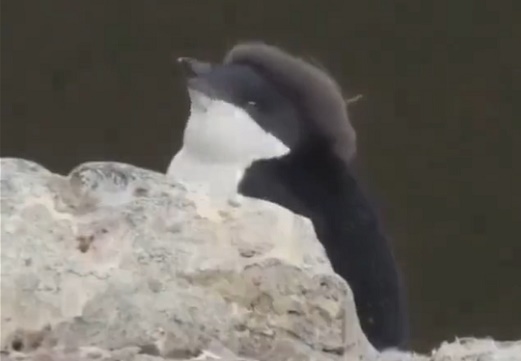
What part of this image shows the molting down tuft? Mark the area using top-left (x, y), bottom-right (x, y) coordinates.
top-left (224, 41), bottom-right (356, 163)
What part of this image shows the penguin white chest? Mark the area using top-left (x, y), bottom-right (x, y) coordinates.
top-left (166, 90), bottom-right (289, 196)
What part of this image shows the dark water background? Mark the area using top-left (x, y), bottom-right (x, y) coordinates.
top-left (1, 0), bottom-right (520, 352)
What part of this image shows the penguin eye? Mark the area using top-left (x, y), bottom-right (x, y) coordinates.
top-left (246, 100), bottom-right (266, 111)
top-left (245, 98), bottom-right (268, 112)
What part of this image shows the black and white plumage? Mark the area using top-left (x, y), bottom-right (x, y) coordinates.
top-left (167, 41), bottom-right (409, 351)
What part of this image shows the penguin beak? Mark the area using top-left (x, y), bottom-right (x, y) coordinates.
top-left (176, 57), bottom-right (218, 98)
top-left (177, 57), bottom-right (214, 78)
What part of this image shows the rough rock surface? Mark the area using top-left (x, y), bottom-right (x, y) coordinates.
top-left (0, 158), bottom-right (372, 361)
top-left (1, 158), bottom-right (520, 361)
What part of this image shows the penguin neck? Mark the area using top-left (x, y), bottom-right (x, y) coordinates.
top-left (166, 148), bottom-right (252, 199)
top-left (166, 95), bottom-right (290, 199)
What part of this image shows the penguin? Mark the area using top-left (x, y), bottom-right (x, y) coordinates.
top-left (167, 41), bottom-right (409, 351)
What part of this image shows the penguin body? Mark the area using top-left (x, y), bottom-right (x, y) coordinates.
top-left (167, 42), bottom-right (409, 351)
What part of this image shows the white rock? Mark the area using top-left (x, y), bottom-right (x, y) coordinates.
top-left (0, 158), bottom-right (372, 361)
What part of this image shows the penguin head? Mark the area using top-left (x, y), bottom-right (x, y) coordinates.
top-left (174, 42), bottom-right (356, 169)
top-left (176, 56), bottom-right (300, 166)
